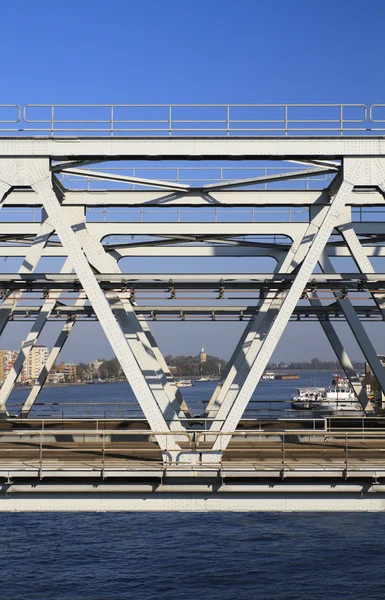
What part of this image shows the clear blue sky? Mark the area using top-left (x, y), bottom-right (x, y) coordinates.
top-left (1, 0), bottom-right (384, 362)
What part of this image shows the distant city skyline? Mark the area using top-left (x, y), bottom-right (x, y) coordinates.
top-left (0, 319), bottom-right (381, 365)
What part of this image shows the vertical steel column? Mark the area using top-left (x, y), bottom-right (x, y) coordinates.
top-left (212, 177), bottom-right (355, 450)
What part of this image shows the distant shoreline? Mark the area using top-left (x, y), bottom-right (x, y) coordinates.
top-left (15, 382), bottom-right (87, 390)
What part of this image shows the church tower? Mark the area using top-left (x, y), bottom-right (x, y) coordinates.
top-left (199, 347), bottom-right (207, 363)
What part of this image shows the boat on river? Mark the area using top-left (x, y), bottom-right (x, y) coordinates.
top-left (291, 375), bottom-right (362, 413)
top-left (262, 372), bottom-right (275, 380)
top-left (176, 379), bottom-right (193, 388)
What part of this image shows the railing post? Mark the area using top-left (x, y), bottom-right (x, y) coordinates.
top-left (39, 422), bottom-right (44, 478)
top-left (110, 105), bottom-right (114, 137)
top-left (345, 432), bottom-right (348, 476)
top-left (284, 105), bottom-right (288, 137)
top-left (102, 431), bottom-right (106, 478)
top-left (340, 104), bottom-right (343, 136)
top-left (280, 432), bottom-right (285, 477)
top-left (226, 105), bottom-right (230, 136)
top-left (168, 105), bottom-right (172, 137)
top-left (51, 105), bottom-right (54, 138)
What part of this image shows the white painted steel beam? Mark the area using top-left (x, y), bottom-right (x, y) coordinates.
top-left (2, 491), bottom-right (385, 512)
top-left (337, 298), bottom-right (385, 397)
top-left (0, 221), bottom-right (54, 342)
top-left (4, 189), bottom-right (385, 206)
top-left (0, 257), bottom-right (71, 414)
top-left (0, 137), bottom-right (384, 159)
top-left (203, 167), bottom-right (338, 191)
top-left (62, 205), bottom-right (188, 423)
top-left (0, 159), bottom-right (182, 451)
top-left (207, 207), bottom-right (333, 419)
top-left (2, 221), bottom-right (385, 240)
top-left (2, 244), bottom-right (385, 259)
top-left (212, 174), bottom-right (356, 450)
top-left (337, 209), bottom-right (385, 321)
top-left (20, 255), bottom-right (87, 416)
top-left (59, 167), bottom-right (190, 192)
top-left (309, 291), bottom-right (371, 410)
top-left (20, 318), bottom-right (77, 417)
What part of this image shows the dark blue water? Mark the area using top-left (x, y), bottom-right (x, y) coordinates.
top-left (1, 512), bottom-right (385, 599)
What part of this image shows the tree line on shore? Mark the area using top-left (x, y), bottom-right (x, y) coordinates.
top-left (267, 357), bottom-right (365, 371)
top-left (73, 355), bottom-right (365, 382)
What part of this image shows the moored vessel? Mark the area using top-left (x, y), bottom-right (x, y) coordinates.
top-left (290, 375), bottom-right (362, 413)
top-left (262, 372), bottom-right (275, 380)
top-left (176, 379), bottom-right (193, 388)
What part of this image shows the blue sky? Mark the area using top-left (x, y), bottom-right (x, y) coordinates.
top-left (1, 0), bottom-right (385, 362)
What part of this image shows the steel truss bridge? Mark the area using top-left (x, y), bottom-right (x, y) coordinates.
top-left (1, 103), bottom-right (385, 511)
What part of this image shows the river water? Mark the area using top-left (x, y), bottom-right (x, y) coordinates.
top-left (7, 369), bottom-right (333, 419)
top-left (2, 371), bottom-right (383, 600)
top-left (1, 512), bottom-right (385, 599)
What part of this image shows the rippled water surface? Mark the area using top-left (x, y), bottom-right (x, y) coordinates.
top-left (1, 512), bottom-right (385, 600)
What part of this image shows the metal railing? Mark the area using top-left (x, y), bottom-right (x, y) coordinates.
top-left (60, 166), bottom-right (333, 190)
top-left (2, 427), bottom-right (385, 470)
top-left (0, 103), bottom-right (384, 136)
top-left (196, 429), bottom-right (385, 471)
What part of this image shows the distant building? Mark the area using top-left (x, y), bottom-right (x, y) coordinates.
top-left (55, 362), bottom-right (77, 381)
top-left (88, 360), bottom-right (103, 373)
top-left (21, 345), bottom-right (49, 383)
top-left (48, 371), bottom-right (65, 384)
top-left (199, 347), bottom-right (207, 363)
top-left (0, 349), bottom-right (18, 383)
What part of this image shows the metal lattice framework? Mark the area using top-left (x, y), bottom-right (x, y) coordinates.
top-left (1, 104), bottom-right (385, 462)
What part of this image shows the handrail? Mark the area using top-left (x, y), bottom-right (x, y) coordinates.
top-left (0, 103), bottom-right (379, 136)
top-left (1, 429), bottom-right (193, 441)
top-left (0, 105), bottom-right (20, 123)
top-left (195, 429), bottom-right (385, 447)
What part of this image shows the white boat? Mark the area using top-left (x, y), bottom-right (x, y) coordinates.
top-left (291, 387), bottom-right (326, 409)
top-left (196, 376), bottom-right (210, 382)
top-left (176, 379), bottom-right (193, 388)
top-left (291, 377), bottom-right (362, 413)
top-left (262, 371), bottom-right (275, 380)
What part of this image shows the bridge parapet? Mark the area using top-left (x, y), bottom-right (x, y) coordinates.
top-left (1, 103), bottom-right (385, 137)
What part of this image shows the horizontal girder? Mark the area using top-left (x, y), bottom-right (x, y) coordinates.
top-left (5, 303), bottom-right (383, 322)
top-left (1, 222), bottom-right (385, 239)
top-left (3, 189), bottom-right (385, 206)
top-left (0, 136), bottom-right (384, 159)
top-left (0, 272), bottom-right (383, 288)
top-left (0, 244), bottom-right (384, 258)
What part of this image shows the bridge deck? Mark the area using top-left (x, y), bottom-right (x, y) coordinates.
top-left (1, 438), bottom-right (385, 471)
